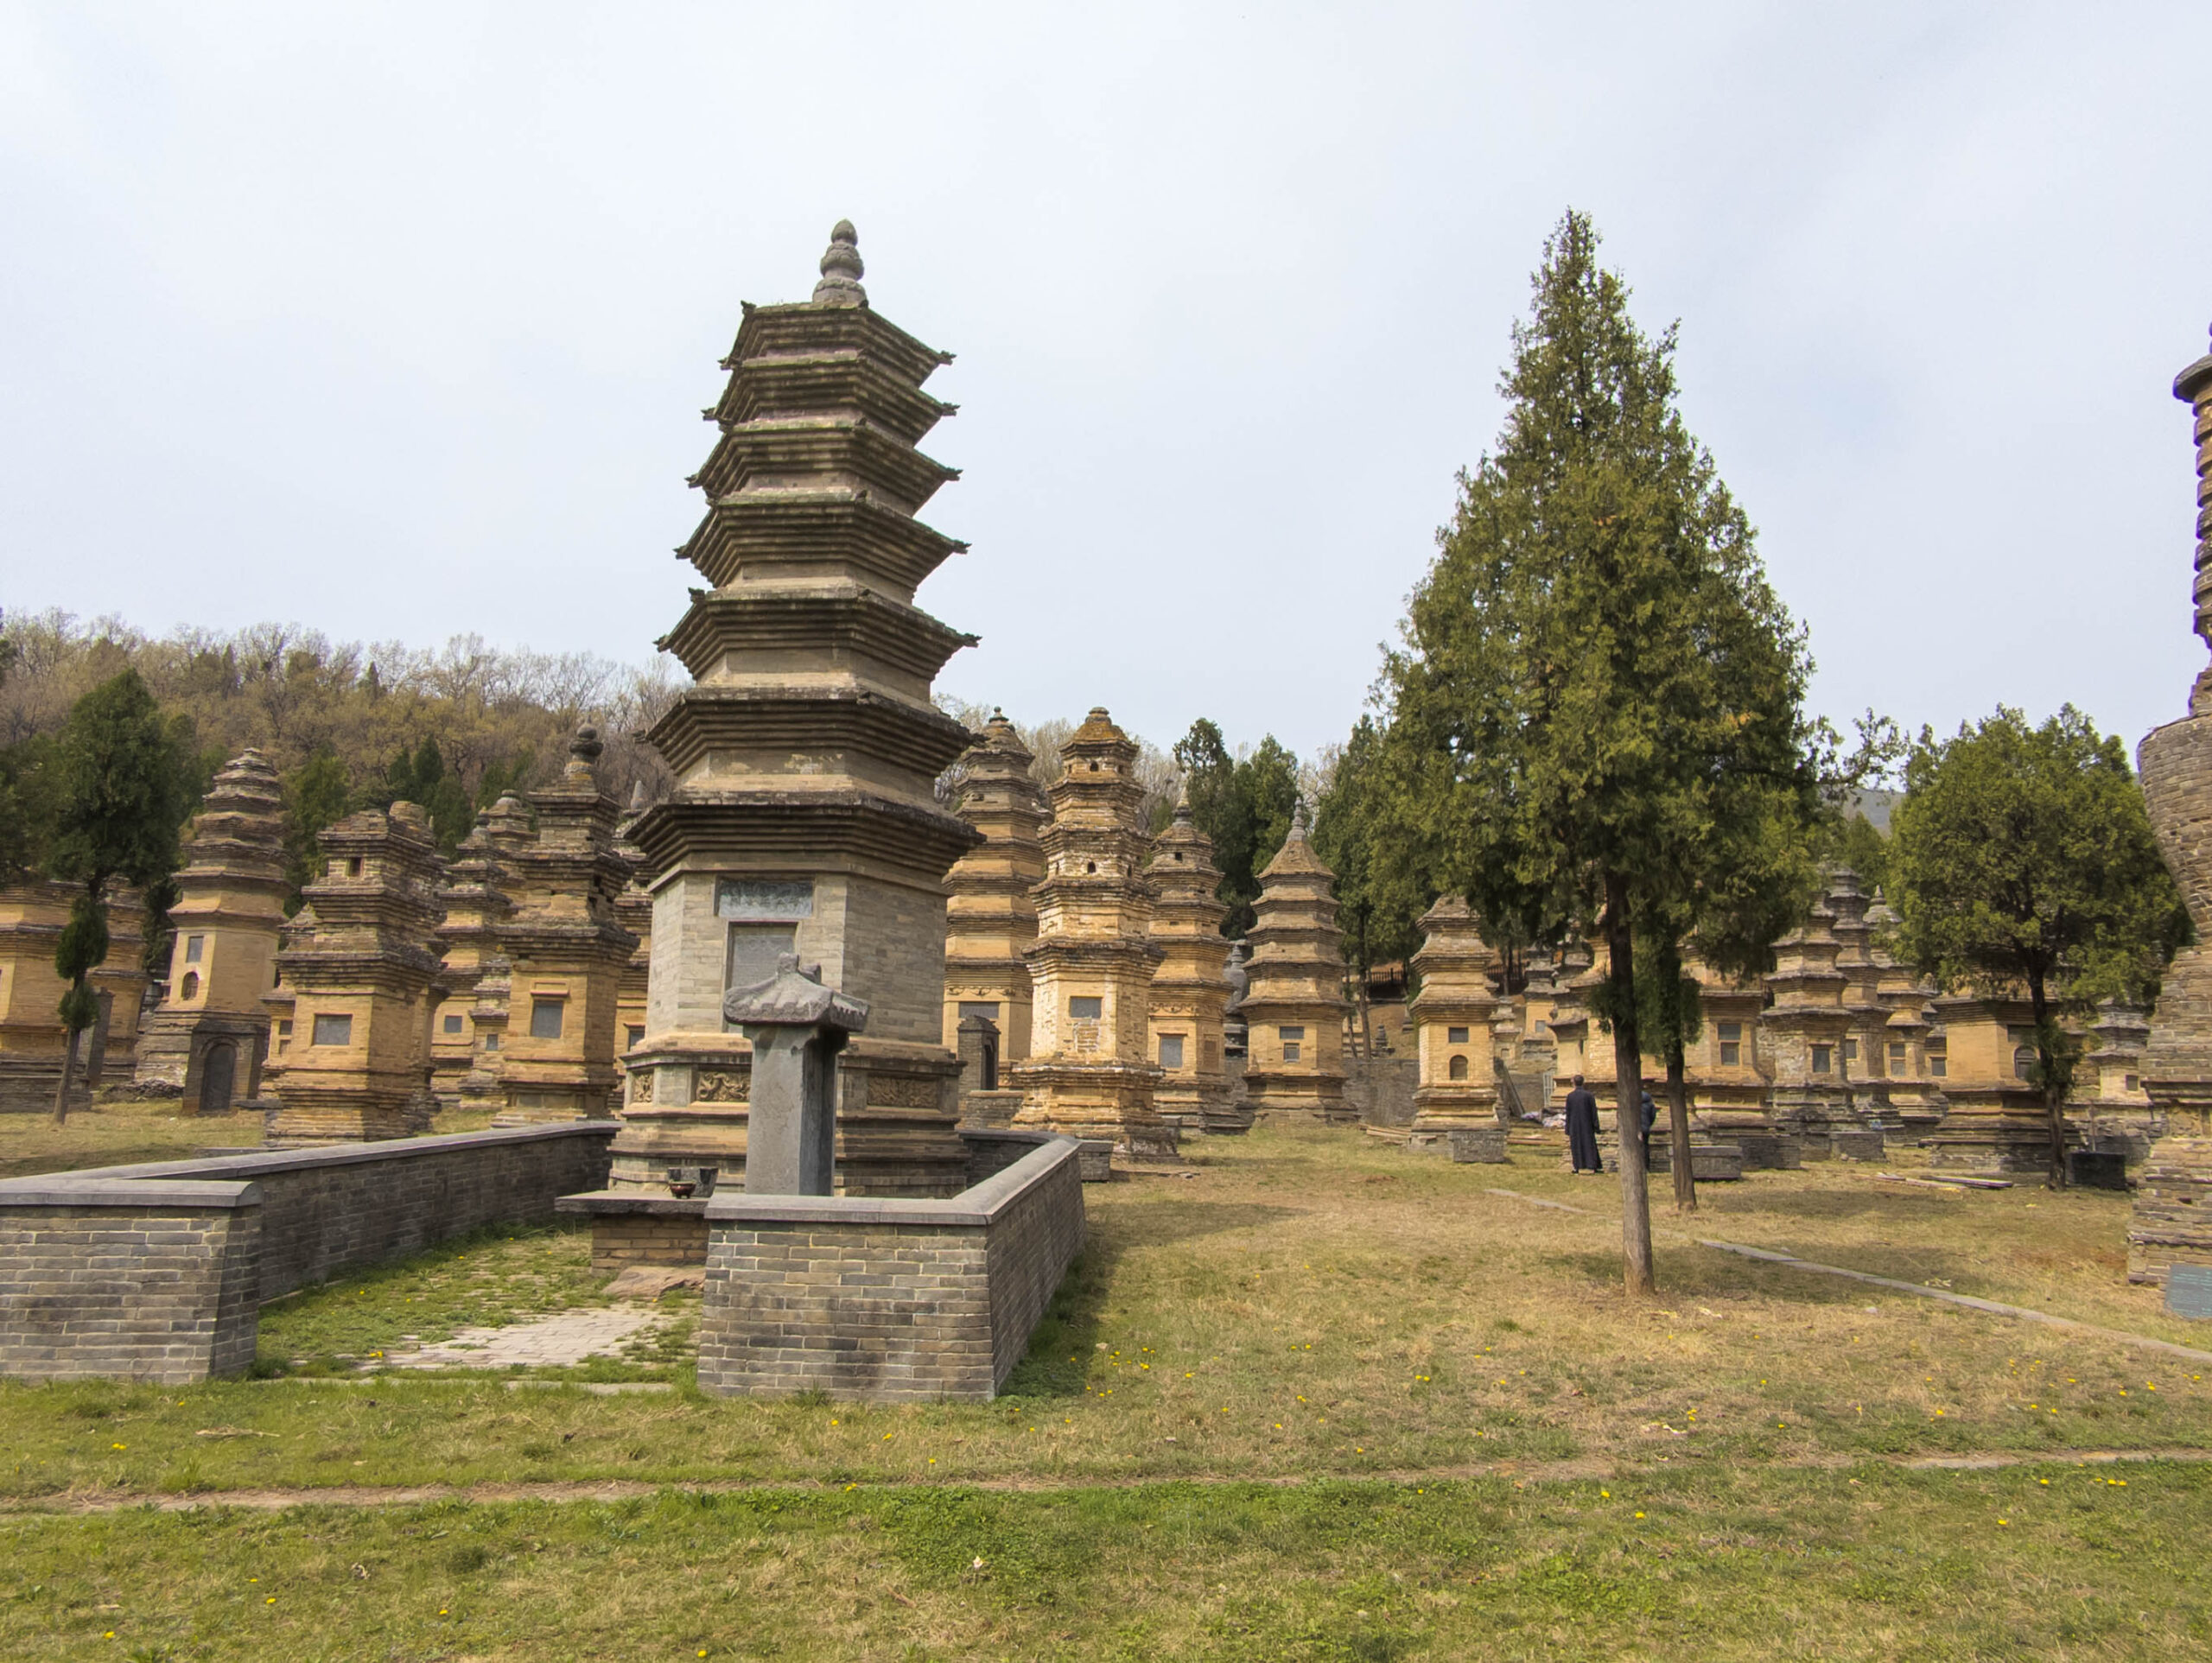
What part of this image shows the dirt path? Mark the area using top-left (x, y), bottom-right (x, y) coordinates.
top-left (10, 1447), bottom-right (2212, 1515)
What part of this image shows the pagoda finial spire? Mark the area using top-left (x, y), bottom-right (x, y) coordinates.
top-left (812, 219), bottom-right (867, 308)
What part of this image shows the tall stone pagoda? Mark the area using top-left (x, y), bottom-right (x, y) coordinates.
top-left (942, 710), bottom-right (1047, 1079)
top-left (1239, 806), bottom-right (1351, 1122)
top-left (617, 221), bottom-right (981, 1197)
top-left (1405, 895), bottom-right (1503, 1150)
top-left (263, 804), bottom-right (445, 1146)
top-left (132, 749), bottom-right (287, 1114)
top-left (1145, 784), bottom-right (1234, 1134)
top-left (493, 727), bottom-right (638, 1126)
top-left (1009, 708), bottom-right (1172, 1161)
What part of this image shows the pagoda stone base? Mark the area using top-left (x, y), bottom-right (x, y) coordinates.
top-left (1923, 1091), bottom-right (2072, 1174)
top-left (1243, 1071), bottom-right (1353, 1126)
top-left (958, 1088), bottom-right (1027, 1130)
top-left (2127, 1122), bottom-right (2212, 1286)
top-left (130, 1012), bottom-right (269, 1113)
top-left (493, 1082), bottom-right (620, 1128)
top-left (1646, 1138), bottom-right (1745, 1181)
top-left (1200, 1096), bottom-right (1255, 1135)
top-left (1155, 1083), bottom-right (1232, 1136)
top-left (1010, 1059), bottom-right (1176, 1164)
top-left (1406, 1089), bottom-right (1502, 1153)
top-left (1707, 1119), bottom-right (1796, 1167)
top-left (608, 1038), bottom-right (967, 1198)
top-left (263, 1089), bottom-right (435, 1147)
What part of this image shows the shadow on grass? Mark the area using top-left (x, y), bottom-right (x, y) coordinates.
top-left (1545, 1246), bottom-right (2005, 1310)
top-left (999, 1199), bottom-right (1302, 1400)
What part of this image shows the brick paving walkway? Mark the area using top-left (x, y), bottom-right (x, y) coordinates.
top-left (381, 1305), bottom-right (667, 1370)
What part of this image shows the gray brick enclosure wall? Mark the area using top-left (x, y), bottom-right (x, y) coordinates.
top-left (0, 1124), bottom-right (614, 1383)
top-left (696, 1134), bottom-right (1086, 1403)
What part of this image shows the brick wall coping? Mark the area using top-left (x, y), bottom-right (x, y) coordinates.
top-left (704, 1133), bottom-right (1081, 1228)
top-left (0, 1178), bottom-right (261, 1209)
top-left (555, 1192), bottom-right (711, 1218)
top-left (0, 1122), bottom-right (618, 1189)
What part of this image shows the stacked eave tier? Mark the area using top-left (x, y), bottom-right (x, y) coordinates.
top-left (691, 417), bottom-right (957, 522)
top-left (658, 581), bottom-right (976, 695)
top-left (626, 789), bottom-right (978, 884)
top-left (645, 682), bottom-right (976, 787)
top-left (680, 498), bottom-right (965, 604)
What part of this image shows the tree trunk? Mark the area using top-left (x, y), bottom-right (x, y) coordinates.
top-left (1605, 872), bottom-right (1656, 1294)
top-left (1667, 1042), bottom-right (1697, 1214)
top-left (52, 1018), bottom-right (80, 1127)
top-left (2029, 970), bottom-right (2066, 1191)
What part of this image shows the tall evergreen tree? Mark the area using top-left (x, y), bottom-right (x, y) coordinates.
top-left (45, 670), bottom-right (189, 1121)
top-left (1312, 714), bottom-right (1428, 1041)
top-left (1174, 721), bottom-right (1302, 937)
top-left (282, 746), bottom-right (352, 911)
top-left (1376, 210), bottom-right (1827, 1282)
top-left (1888, 706), bottom-right (2187, 1187)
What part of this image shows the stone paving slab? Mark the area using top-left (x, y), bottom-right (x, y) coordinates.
top-left (379, 1306), bottom-right (666, 1371)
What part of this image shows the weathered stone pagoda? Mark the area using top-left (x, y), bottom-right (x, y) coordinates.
top-left (1921, 988), bottom-right (2055, 1172)
top-left (614, 221), bottom-right (980, 1197)
top-left (1239, 806), bottom-right (1351, 1122)
top-left (1864, 887), bottom-right (1948, 1133)
top-left (2133, 327), bottom-right (2212, 1284)
top-left (430, 807), bottom-right (514, 1113)
top-left (263, 804), bottom-right (446, 1145)
top-left (131, 749), bottom-right (287, 1114)
top-left (493, 727), bottom-right (638, 1126)
top-left (1405, 895), bottom-right (1503, 1150)
top-left (1759, 894), bottom-right (1855, 1153)
top-left (1010, 708), bottom-right (1172, 1162)
top-left (1145, 784), bottom-right (1234, 1134)
top-left (942, 710), bottom-right (1046, 1085)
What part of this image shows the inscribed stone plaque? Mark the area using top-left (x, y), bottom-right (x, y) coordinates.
top-left (2166, 1261), bottom-right (2212, 1321)
top-left (716, 879), bottom-right (814, 921)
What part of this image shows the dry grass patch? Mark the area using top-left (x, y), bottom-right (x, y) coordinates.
top-left (4, 1122), bottom-right (2209, 1501)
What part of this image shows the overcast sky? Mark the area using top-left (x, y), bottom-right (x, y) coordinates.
top-left (3, 3), bottom-right (2209, 767)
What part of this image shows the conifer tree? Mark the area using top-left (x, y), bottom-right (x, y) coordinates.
top-left (46, 670), bottom-right (188, 1122)
top-left (1376, 211), bottom-right (1827, 1284)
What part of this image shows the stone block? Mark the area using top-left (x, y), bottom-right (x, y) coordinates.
top-left (1828, 1128), bottom-right (1886, 1162)
top-left (1444, 1127), bottom-right (1508, 1164)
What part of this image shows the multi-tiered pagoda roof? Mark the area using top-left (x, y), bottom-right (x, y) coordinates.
top-left (631, 221), bottom-right (980, 887)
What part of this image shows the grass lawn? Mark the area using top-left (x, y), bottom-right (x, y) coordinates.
top-left (3, 1121), bottom-right (2209, 1657)
top-left (0, 1097), bottom-right (265, 1178)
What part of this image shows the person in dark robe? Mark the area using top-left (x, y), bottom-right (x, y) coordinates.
top-left (1564, 1074), bottom-right (1601, 1174)
top-left (1640, 1088), bottom-right (1659, 1154)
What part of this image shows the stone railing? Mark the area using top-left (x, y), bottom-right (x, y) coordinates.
top-left (0, 1124), bottom-right (615, 1385)
top-left (696, 1133), bottom-right (1086, 1403)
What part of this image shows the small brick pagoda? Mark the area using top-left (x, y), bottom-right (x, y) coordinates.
top-left (1405, 895), bottom-right (1503, 1150)
top-left (131, 748), bottom-right (287, 1114)
top-left (613, 220), bottom-right (980, 1197)
top-left (1010, 708), bottom-right (1172, 1163)
top-left (262, 804), bottom-right (445, 1146)
top-left (430, 808), bottom-right (514, 1113)
top-left (493, 727), bottom-right (638, 1127)
top-left (1238, 806), bottom-right (1351, 1122)
top-left (942, 710), bottom-right (1047, 1103)
top-left (1145, 784), bottom-right (1235, 1134)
